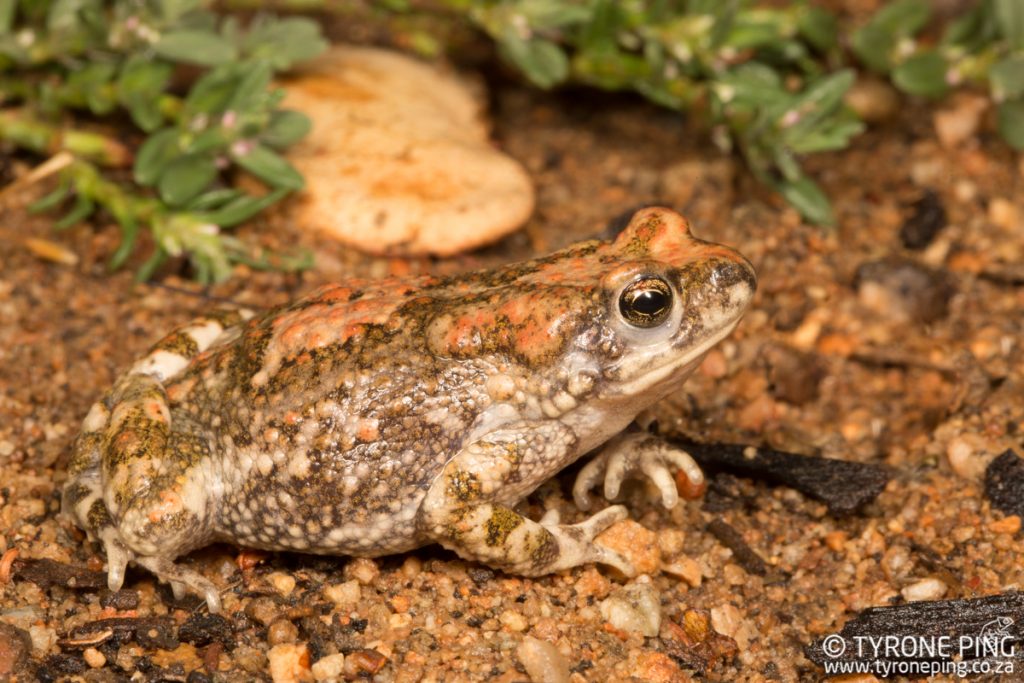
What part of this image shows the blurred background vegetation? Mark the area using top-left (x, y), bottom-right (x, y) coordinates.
top-left (1, 0), bottom-right (1021, 281)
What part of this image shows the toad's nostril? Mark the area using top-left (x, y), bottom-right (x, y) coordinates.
top-left (712, 257), bottom-right (757, 293)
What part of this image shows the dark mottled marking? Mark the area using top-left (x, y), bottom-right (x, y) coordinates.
top-left (447, 470), bottom-right (482, 502)
top-left (484, 507), bottom-right (523, 547)
top-left (150, 331), bottom-right (199, 358)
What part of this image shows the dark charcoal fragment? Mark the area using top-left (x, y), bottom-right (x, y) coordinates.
top-left (12, 558), bottom-right (106, 590)
top-left (467, 566), bottom-right (495, 586)
top-left (178, 613), bottom-right (233, 648)
top-left (673, 439), bottom-right (890, 515)
top-left (62, 617), bottom-right (178, 651)
top-left (706, 518), bottom-right (770, 577)
top-left (100, 589), bottom-right (140, 611)
top-left (900, 189), bottom-right (947, 249)
top-left (984, 450), bottom-right (1024, 519)
top-left (806, 592), bottom-right (1024, 668)
top-left (38, 653), bottom-right (87, 678)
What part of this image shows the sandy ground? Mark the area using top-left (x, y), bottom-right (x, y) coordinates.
top-left (1, 15), bottom-right (1023, 683)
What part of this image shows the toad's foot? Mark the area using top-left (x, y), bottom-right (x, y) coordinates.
top-left (135, 556), bottom-right (222, 613)
top-left (573, 431), bottom-right (703, 511)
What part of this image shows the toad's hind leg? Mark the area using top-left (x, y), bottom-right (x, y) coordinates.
top-left (62, 309), bottom-right (252, 612)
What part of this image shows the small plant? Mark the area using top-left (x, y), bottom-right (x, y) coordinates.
top-left (371, 0), bottom-right (1024, 225)
top-left (0, 0), bottom-right (326, 282)
top-left (851, 0), bottom-right (1024, 150)
top-left (454, 0), bottom-right (861, 226)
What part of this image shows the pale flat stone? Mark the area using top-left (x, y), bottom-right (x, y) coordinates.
top-left (283, 46), bottom-right (534, 255)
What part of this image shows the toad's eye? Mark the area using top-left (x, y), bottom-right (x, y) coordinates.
top-left (618, 277), bottom-right (673, 328)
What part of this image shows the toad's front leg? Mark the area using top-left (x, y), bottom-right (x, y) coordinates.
top-left (418, 422), bottom-right (635, 577)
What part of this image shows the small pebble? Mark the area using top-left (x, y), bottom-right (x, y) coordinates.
top-left (662, 556), bottom-right (702, 587)
top-left (599, 583), bottom-right (661, 637)
top-left (989, 515), bottom-right (1022, 535)
top-left (83, 647), bottom-right (106, 669)
top-left (946, 436), bottom-right (992, 480)
top-left (311, 653), bottom-right (346, 682)
top-left (268, 619), bottom-right (299, 646)
top-left (499, 610), bottom-right (528, 632)
top-left (516, 636), bottom-right (570, 683)
top-left (710, 603), bottom-right (750, 649)
top-left (323, 580), bottom-right (361, 607)
top-left (0, 623), bottom-right (31, 676)
top-left (268, 643), bottom-right (312, 683)
top-left (629, 650), bottom-right (685, 683)
top-left (268, 571), bottom-right (296, 597)
top-left (988, 197), bottom-right (1019, 230)
top-left (824, 531), bottom-right (848, 553)
top-left (901, 577), bottom-right (947, 602)
top-left (595, 520), bottom-right (661, 575)
top-left (933, 93), bottom-right (988, 148)
top-left (844, 77), bottom-right (900, 123)
top-left (345, 558), bottom-right (380, 585)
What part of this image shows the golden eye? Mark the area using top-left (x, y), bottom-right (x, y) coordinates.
top-left (618, 277), bottom-right (673, 328)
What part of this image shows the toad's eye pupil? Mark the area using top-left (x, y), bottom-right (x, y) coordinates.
top-left (619, 277), bottom-right (673, 328)
top-left (631, 290), bottom-right (666, 315)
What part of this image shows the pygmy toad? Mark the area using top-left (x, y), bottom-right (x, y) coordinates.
top-left (63, 207), bottom-right (756, 611)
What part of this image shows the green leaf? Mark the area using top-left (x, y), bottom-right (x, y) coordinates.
top-left (47, 0), bottom-right (89, 33)
top-left (117, 57), bottom-right (173, 131)
top-left (991, 55), bottom-right (1024, 101)
top-left (156, 0), bottom-right (203, 22)
top-left (227, 60), bottom-right (272, 112)
top-left (157, 153), bottom-right (219, 206)
top-left (498, 30), bottom-right (569, 89)
top-left (185, 65), bottom-right (239, 115)
top-left (199, 187), bottom-right (290, 227)
top-left (262, 110), bottom-right (311, 149)
top-left (943, 2), bottom-right (999, 49)
top-left (187, 188), bottom-right (243, 211)
top-left (241, 16), bottom-right (328, 70)
top-left (516, 1), bottom-right (590, 29)
top-left (579, 0), bottom-right (621, 53)
top-left (27, 182), bottom-right (70, 213)
top-left (154, 29), bottom-right (237, 67)
top-left (0, 0), bottom-right (15, 34)
top-left (108, 213), bottom-right (139, 270)
top-left (135, 247), bottom-right (168, 283)
top-left (797, 5), bottom-right (838, 52)
top-left (777, 175), bottom-right (834, 226)
top-left (54, 194), bottom-right (95, 230)
top-left (994, 0), bottom-right (1024, 49)
top-left (185, 128), bottom-right (229, 155)
top-left (134, 128), bottom-right (180, 186)
top-left (231, 143), bottom-right (304, 189)
top-left (997, 99), bottom-right (1024, 150)
top-left (869, 0), bottom-right (930, 35)
top-left (851, 24), bottom-right (896, 73)
top-left (892, 51), bottom-right (949, 98)
top-left (852, 0), bottom-right (931, 73)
